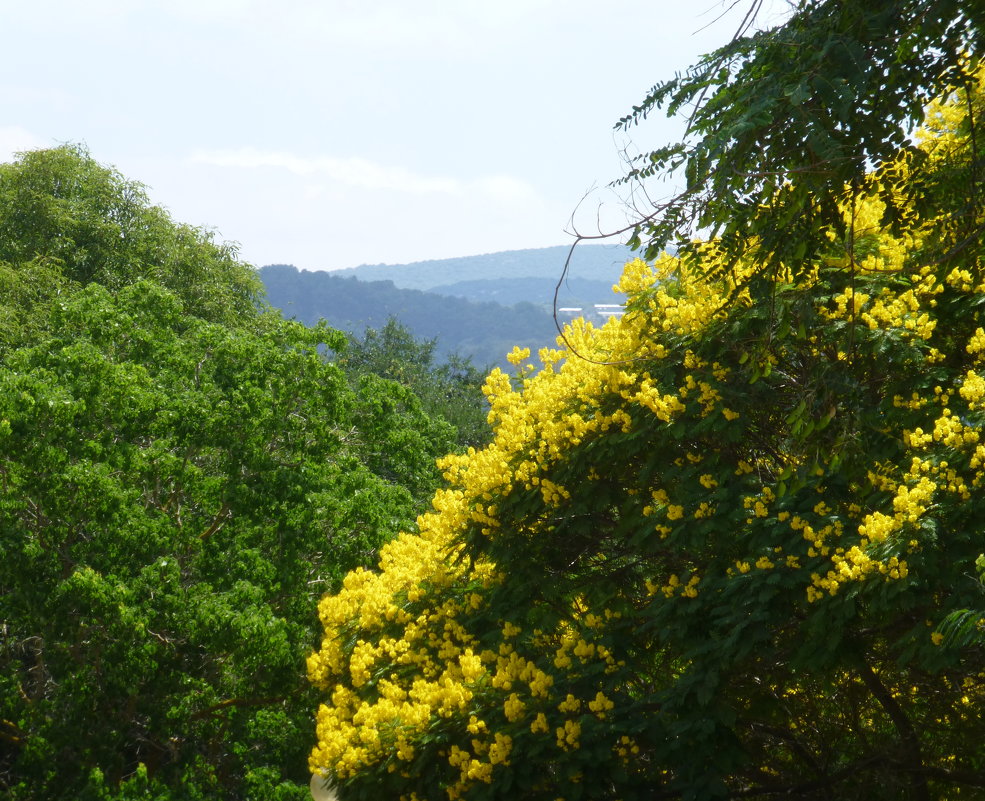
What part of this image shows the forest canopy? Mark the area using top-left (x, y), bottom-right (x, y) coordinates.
top-left (0, 146), bottom-right (484, 801)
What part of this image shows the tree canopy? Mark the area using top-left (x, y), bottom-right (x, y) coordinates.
top-left (0, 147), bottom-right (461, 800)
top-left (341, 318), bottom-right (492, 451)
top-left (0, 145), bottom-right (260, 326)
top-left (309, 21), bottom-right (985, 801)
top-left (617, 0), bottom-right (983, 286)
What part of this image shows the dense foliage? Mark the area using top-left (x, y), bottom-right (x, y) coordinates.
top-left (341, 319), bottom-right (492, 451)
top-left (0, 147), bottom-right (460, 800)
top-left (0, 146), bottom-right (260, 328)
top-left (618, 0), bottom-right (983, 285)
top-left (308, 51), bottom-right (985, 801)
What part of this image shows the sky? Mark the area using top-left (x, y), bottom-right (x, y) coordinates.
top-left (1, 0), bottom-right (788, 271)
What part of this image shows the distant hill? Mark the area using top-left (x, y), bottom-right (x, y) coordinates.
top-left (334, 243), bottom-right (634, 300)
top-left (259, 264), bottom-right (561, 368)
top-left (259, 245), bottom-right (643, 368)
top-left (429, 276), bottom-right (618, 310)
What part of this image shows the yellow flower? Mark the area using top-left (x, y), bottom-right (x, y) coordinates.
top-left (530, 713), bottom-right (549, 734)
top-left (506, 346), bottom-right (531, 366)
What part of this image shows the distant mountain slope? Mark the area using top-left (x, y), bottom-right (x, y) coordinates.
top-left (429, 276), bottom-right (619, 310)
top-left (333, 243), bottom-right (633, 292)
top-left (259, 264), bottom-right (560, 368)
top-left (260, 245), bottom-right (646, 368)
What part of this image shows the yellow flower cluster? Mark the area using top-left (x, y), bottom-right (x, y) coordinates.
top-left (309, 74), bottom-right (985, 790)
top-left (960, 370), bottom-right (985, 409)
top-left (304, 62), bottom-right (985, 800)
top-left (307, 248), bottom-right (760, 787)
top-left (820, 258), bottom-right (939, 344)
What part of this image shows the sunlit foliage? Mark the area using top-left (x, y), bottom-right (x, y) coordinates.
top-left (618, 0), bottom-right (983, 289)
top-left (341, 318), bottom-right (492, 451)
top-left (0, 147), bottom-right (457, 801)
top-left (309, 68), bottom-right (985, 800)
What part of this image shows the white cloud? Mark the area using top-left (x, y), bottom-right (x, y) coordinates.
top-left (474, 175), bottom-right (542, 205)
top-left (189, 147), bottom-right (542, 205)
top-left (190, 147), bottom-right (459, 193)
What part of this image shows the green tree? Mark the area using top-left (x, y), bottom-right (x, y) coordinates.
top-left (0, 149), bottom-right (456, 800)
top-left (309, 29), bottom-right (985, 801)
top-left (0, 257), bottom-right (72, 351)
top-left (0, 145), bottom-right (261, 326)
top-left (342, 318), bottom-right (492, 450)
top-left (616, 0), bottom-right (983, 285)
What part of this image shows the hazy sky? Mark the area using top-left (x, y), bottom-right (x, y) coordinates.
top-left (1, 0), bottom-right (787, 270)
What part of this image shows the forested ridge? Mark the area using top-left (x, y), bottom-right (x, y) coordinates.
top-left (259, 265), bottom-right (560, 369)
top-left (258, 246), bottom-right (634, 370)
top-left (0, 147), bottom-right (490, 800)
top-left (327, 245), bottom-right (630, 293)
